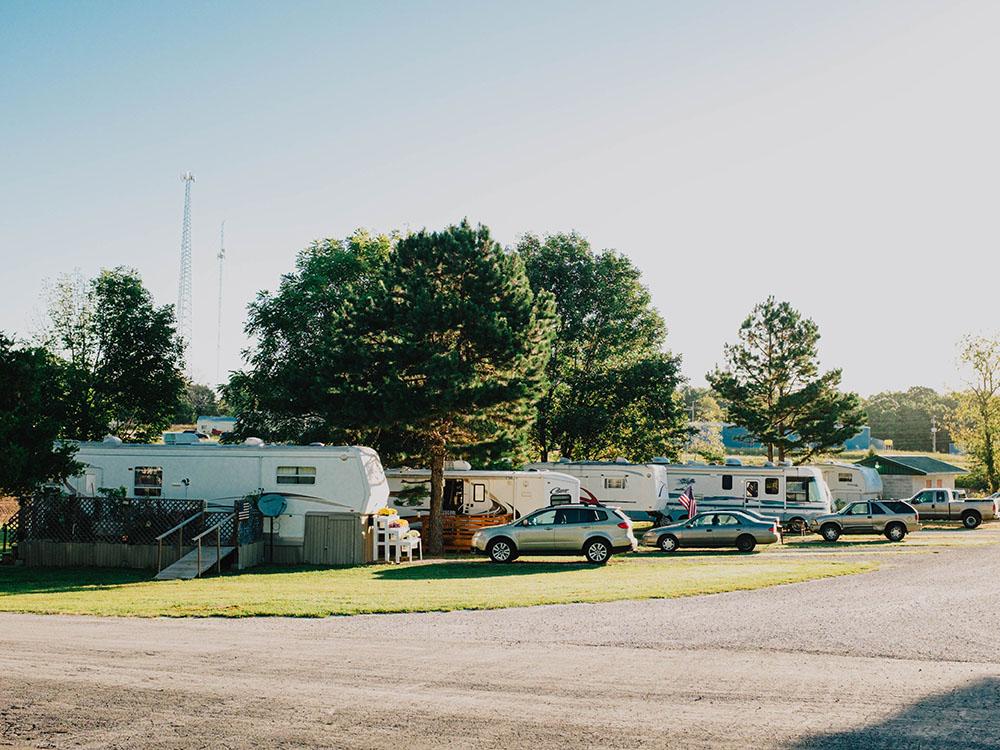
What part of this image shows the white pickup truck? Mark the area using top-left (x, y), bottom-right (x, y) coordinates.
top-left (905, 488), bottom-right (998, 529)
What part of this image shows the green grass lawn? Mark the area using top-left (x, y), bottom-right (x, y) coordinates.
top-left (0, 554), bottom-right (875, 618)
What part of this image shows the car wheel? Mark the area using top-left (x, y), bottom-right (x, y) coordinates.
top-left (487, 539), bottom-right (515, 563)
top-left (962, 511), bottom-right (982, 529)
top-left (735, 534), bottom-right (756, 553)
top-left (885, 523), bottom-right (906, 542)
top-left (820, 523), bottom-right (841, 542)
top-left (658, 534), bottom-right (679, 554)
top-left (787, 517), bottom-right (807, 533)
top-left (584, 538), bottom-right (612, 565)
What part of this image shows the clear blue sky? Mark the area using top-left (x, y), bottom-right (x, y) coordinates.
top-left (1, 1), bottom-right (997, 393)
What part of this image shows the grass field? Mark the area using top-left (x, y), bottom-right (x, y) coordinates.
top-left (0, 554), bottom-right (874, 618)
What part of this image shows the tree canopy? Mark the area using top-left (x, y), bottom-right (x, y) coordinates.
top-left (516, 232), bottom-right (686, 461)
top-left (43, 268), bottom-right (185, 442)
top-left (865, 387), bottom-right (957, 452)
top-left (228, 221), bottom-right (556, 552)
top-left (707, 296), bottom-right (865, 463)
top-left (0, 334), bottom-right (79, 496)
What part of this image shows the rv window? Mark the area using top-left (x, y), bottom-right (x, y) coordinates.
top-left (786, 478), bottom-right (810, 503)
top-left (745, 480), bottom-right (758, 498)
top-left (472, 483), bottom-right (486, 504)
top-left (134, 467), bottom-right (162, 497)
top-left (722, 475), bottom-right (733, 490)
top-left (549, 494), bottom-right (573, 506)
top-left (838, 473), bottom-right (853, 483)
top-left (765, 478), bottom-right (779, 495)
top-left (604, 477), bottom-right (626, 490)
top-left (276, 466), bottom-right (317, 485)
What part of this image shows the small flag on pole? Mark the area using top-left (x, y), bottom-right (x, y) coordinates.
top-left (678, 485), bottom-right (697, 519)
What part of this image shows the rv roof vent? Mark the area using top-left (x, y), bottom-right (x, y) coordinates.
top-left (779, 459), bottom-right (793, 467)
top-left (557, 457), bottom-right (571, 463)
top-left (102, 434), bottom-right (122, 444)
top-left (445, 460), bottom-right (472, 471)
top-left (243, 437), bottom-right (265, 447)
top-left (724, 458), bottom-right (743, 466)
top-left (614, 456), bottom-right (629, 464)
top-left (651, 457), bottom-right (669, 463)
top-left (309, 442), bottom-right (326, 447)
top-left (763, 461), bottom-right (775, 467)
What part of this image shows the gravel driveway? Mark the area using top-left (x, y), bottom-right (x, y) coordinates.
top-left (1, 541), bottom-right (998, 749)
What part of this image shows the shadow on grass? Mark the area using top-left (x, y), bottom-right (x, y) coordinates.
top-left (0, 566), bottom-right (150, 596)
top-left (373, 559), bottom-right (600, 580)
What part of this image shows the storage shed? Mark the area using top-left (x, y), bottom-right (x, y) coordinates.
top-left (856, 455), bottom-right (966, 499)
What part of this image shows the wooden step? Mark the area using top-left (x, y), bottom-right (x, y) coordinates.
top-left (155, 546), bottom-right (235, 580)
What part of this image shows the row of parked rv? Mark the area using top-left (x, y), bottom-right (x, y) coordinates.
top-left (62, 434), bottom-right (995, 562)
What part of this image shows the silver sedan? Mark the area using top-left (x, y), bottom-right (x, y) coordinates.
top-left (641, 510), bottom-right (781, 553)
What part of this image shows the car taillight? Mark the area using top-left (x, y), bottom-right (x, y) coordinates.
top-left (617, 522), bottom-right (629, 529)
top-left (771, 524), bottom-right (779, 533)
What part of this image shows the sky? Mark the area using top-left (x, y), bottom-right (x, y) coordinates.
top-left (1, 0), bottom-right (997, 395)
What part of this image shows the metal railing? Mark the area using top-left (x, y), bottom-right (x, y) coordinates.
top-left (155, 507), bottom-right (209, 574)
top-left (191, 512), bottom-right (236, 577)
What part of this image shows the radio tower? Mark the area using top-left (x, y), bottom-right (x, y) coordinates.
top-left (216, 220), bottom-right (226, 382)
top-left (177, 172), bottom-right (195, 375)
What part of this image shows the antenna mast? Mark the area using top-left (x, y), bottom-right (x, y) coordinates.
top-left (216, 220), bottom-right (226, 382)
top-left (177, 172), bottom-right (195, 375)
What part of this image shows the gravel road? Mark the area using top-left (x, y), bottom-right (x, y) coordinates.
top-left (2, 541), bottom-right (999, 749)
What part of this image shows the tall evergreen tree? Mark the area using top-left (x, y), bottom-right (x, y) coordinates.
top-left (707, 296), bottom-right (864, 463)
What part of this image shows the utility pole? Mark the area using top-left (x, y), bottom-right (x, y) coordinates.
top-left (177, 172), bottom-right (195, 376)
top-left (931, 417), bottom-right (939, 453)
top-left (216, 220), bottom-right (226, 383)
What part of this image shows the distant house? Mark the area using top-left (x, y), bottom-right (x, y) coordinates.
top-left (195, 415), bottom-right (237, 437)
top-left (856, 454), bottom-right (966, 499)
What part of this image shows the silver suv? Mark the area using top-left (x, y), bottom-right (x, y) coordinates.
top-left (472, 504), bottom-right (638, 564)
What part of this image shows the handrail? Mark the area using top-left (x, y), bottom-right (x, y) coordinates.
top-left (192, 512), bottom-right (236, 577)
top-left (190, 512), bottom-right (235, 542)
top-left (155, 511), bottom-right (206, 542)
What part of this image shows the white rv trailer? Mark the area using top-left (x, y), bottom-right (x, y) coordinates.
top-left (525, 459), bottom-right (833, 527)
top-left (523, 461), bottom-right (669, 520)
top-left (65, 437), bottom-right (389, 546)
top-left (810, 462), bottom-right (883, 510)
top-left (654, 460), bottom-right (833, 527)
top-left (386, 463), bottom-right (580, 520)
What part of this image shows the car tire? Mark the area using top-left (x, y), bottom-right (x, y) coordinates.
top-left (962, 511), bottom-right (982, 529)
top-left (658, 534), bottom-right (679, 554)
top-left (787, 517), bottom-right (807, 533)
top-left (584, 538), bottom-right (612, 565)
top-left (820, 523), bottom-right (841, 542)
top-left (884, 523), bottom-right (907, 542)
top-left (735, 534), bottom-right (756, 553)
top-left (487, 538), bottom-right (516, 563)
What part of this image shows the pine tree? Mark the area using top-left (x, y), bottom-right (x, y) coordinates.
top-left (707, 297), bottom-right (864, 462)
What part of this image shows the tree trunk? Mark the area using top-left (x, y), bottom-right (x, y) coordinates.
top-left (427, 445), bottom-right (446, 556)
top-left (767, 443), bottom-right (774, 462)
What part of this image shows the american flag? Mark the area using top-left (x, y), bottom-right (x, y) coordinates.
top-left (678, 485), bottom-right (697, 519)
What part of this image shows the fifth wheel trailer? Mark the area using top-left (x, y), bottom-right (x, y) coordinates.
top-left (525, 459), bottom-right (833, 527)
top-left (385, 464), bottom-right (580, 520)
top-left (64, 437), bottom-right (390, 547)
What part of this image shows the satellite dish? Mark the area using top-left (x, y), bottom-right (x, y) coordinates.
top-left (258, 493), bottom-right (287, 517)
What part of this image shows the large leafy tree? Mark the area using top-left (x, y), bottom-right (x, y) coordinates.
top-left (0, 334), bottom-right (79, 496)
top-left (223, 230), bottom-right (396, 447)
top-left (865, 387), bottom-right (958, 452)
top-left (517, 232), bottom-right (686, 461)
top-left (43, 268), bottom-right (185, 442)
top-left (707, 296), bottom-right (865, 463)
top-left (951, 335), bottom-right (1000, 492)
